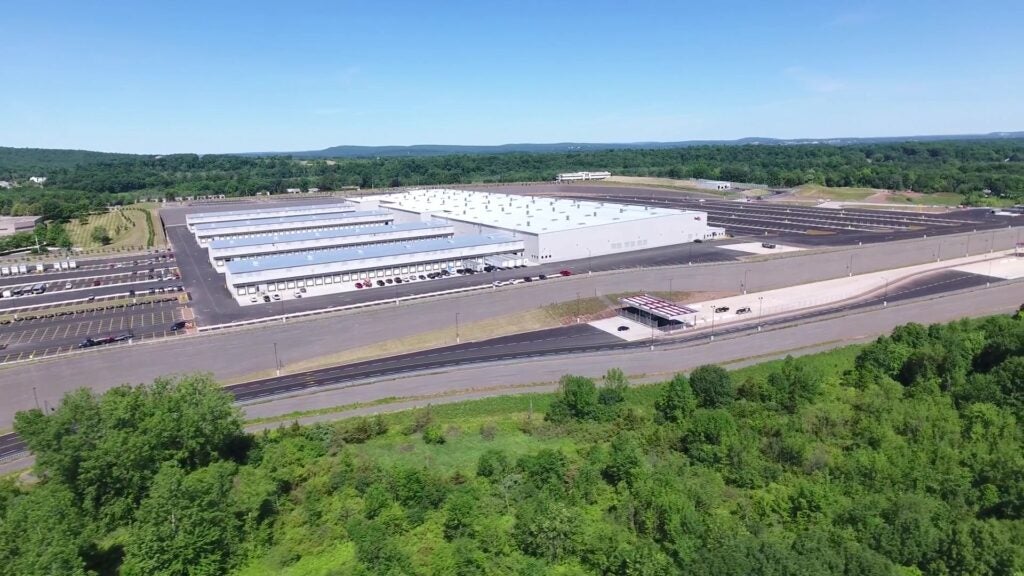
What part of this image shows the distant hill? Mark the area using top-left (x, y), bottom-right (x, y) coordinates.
top-left (0, 147), bottom-right (142, 174)
top-left (248, 131), bottom-right (1024, 159)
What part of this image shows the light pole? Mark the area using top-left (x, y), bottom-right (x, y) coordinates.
top-left (882, 277), bottom-right (888, 307)
top-left (847, 254), bottom-right (854, 277)
top-left (575, 291), bottom-right (581, 324)
top-left (273, 342), bottom-right (281, 376)
top-left (587, 248), bottom-right (593, 275)
top-left (710, 305), bottom-right (716, 341)
top-left (32, 386), bottom-right (40, 411)
top-left (456, 312), bottom-right (460, 344)
top-left (742, 269), bottom-right (749, 294)
top-left (668, 278), bottom-right (673, 299)
top-left (757, 296), bottom-right (764, 331)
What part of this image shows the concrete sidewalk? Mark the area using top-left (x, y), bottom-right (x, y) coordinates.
top-left (681, 249), bottom-right (1016, 332)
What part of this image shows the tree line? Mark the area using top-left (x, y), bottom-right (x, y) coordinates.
top-left (2, 140), bottom-right (1023, 203)
top-left (1, 309), bottom-right (1022, 574)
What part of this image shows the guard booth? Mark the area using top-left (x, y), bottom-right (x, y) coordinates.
top-left (618, 294), bottom-right (698, 331)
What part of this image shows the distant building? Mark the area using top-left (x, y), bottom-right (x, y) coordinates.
top-left (696, 179), bottom-right (731, 190)
top-left (285, 188), bottom-right (301, 194)
top-left (0, 216), bottom-right (43, 238)
top-left (555, 171), bottom-right (611, 182)
top-left (0, 181), bottom-right (12, 189)
top-left (307, 188), bottom-right (320, 194)
top-left (28, 176), bottom-right (47, 185)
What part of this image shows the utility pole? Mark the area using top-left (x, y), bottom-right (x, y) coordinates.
top-left (456, 312), bottom-right (460, 344)
top-left (710, 306), bottom-right (716, 341)
top-left (742, 269), bottom-right (749, 294)
top-left (32, 386), bottom-right (40, 411)
top-left (847, 254), bottom-right (854, 277)
top-left (882, 277), bottom-right (888, 307)
top-left (575, 291), bottom-right (580, 324)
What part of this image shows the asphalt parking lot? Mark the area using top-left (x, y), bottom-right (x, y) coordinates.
top-left (0, 300), bottom-right (186, 364)
top-left (544, 186), bottom-right (1010, 246)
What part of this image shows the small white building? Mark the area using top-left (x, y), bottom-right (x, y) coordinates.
top-left (696, 179), bottom-right (731, 190)
top-left (28, 176), bottom-right (47, 185)
top-left (555, 171), bottom-right (611, 182)
top-left (0, 181), bottom-right (13, 189)
top-left (285, 188), bottom-right (301, 194)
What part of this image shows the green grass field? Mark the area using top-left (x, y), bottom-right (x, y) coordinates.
top-left (793, 184), bottom-right (877, 201)
top-left (65, 210), bottom-right (146, 249)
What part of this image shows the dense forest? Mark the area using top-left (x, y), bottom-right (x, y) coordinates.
top-left (1, 140), bottom-right (1023, 210)
top-left (2, 311), bottom-right (1023, 575)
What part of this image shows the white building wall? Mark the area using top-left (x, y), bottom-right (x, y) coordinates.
top-left (534, 213), bottom-right (709, 262)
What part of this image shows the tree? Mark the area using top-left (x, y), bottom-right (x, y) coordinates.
top-left (655, 373), bottom-right (697, 423)
top-left (90, 225), bottom-right (111, 245)
top-left (121, 461), bottom-right (240, 576)
top-left (689, 364), bottom-right (734, 408)
top-left (513, 495), bottom-right (582, 561)
top-left (603, 431), bottom-right (645, 486)
top-left (599, 368), bottom-right (629, 406)
top-left (546, 375), bottom-right (599, 422)
top-left (14, 374), bottom-right (244, 526)
top-left (0, 483), bottom-right (93, 576)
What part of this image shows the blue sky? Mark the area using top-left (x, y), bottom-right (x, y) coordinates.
top-left (1, 0), bottom-right (1021, 153)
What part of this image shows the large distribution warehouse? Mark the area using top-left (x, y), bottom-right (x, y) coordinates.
top-left (351, 188), bottom-right (723, 263)
top-left (184, 189), bottom-right (719, 305)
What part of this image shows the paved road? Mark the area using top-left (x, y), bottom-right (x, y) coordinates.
top-left (4, 270), bottom-right (1020, 463)
top-left (1, 227), bottom-right (1020, 430)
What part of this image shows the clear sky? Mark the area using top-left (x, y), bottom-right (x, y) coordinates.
top-left (1, 0), bottom-right (1021, 154)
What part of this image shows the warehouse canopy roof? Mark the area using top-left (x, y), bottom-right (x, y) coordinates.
top-left (355, 188), bottom-right (703, 234)
top-left (194, 209), bottom-right (391, 231)
top-left (619, 294), bottom-right (698, 321)
top-left (226, 234), bottom-right (522, 274)
top-left (186, 203), bottom-right (352, 222)
top-left (208, 221), bottom-right (451, 250)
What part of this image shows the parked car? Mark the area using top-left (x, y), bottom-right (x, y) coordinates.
top-left (559, 270), bottom-right (572, 276)
top-left (262, 295), bottom-right (271, 303)
top-left (65, 282), bottom-right (73, 289)
top-left (293, 291), bottom-right (302, 298)
top-left (394, 277), bottom-right (403, 284)
top-left (523, 276), bottom-right (533, 282)
top-left (249, 295), bottom-right (257, 303)
top-left (761, 242), bottom-right (777, 249)
top-left (693, 238), bottom-right (704, 243)
top-left (272, 293), bottom-right (281, 301)
top-left (385, 278), bottom-right (393, 284)
top-left (714, 306), bottom-right (730, 313)
top-left (171, 320), bottom-right (188, 331)
top-left (299, 287), bottom-right (307, 293)
top-left (617, 325), bottom-right (630, 332)
top-left (538, 274), bottom-right (547, 280)
top-left (376, 280), bottom-right (385, 287)
top-left (93, 280), bottom-right (102, 286)
top-left (736, 307), bottom-right (752, 314)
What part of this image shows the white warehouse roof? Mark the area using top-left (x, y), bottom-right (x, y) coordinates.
top-left (357, 188), bottom-right (700, 234)
top-left (193, 209), bottom-right (391, 232)
top-left (185, 203), bottom-right (353, 225)
top-left (208, 221), bottom-right (451, 250)
top-left (225, 234), bottom-right (522, 275)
